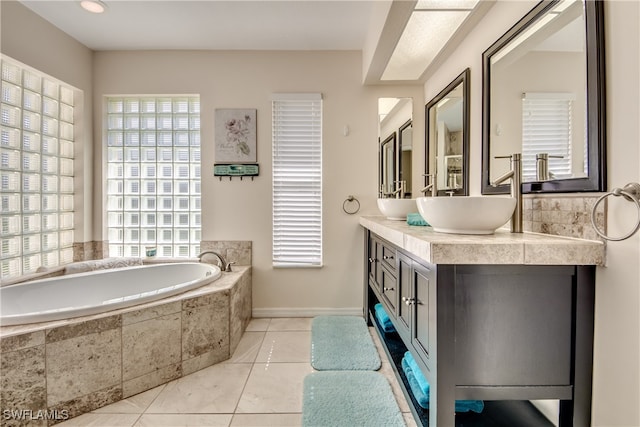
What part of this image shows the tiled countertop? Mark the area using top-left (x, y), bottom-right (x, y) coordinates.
top-left (360, 216), bottom-right (605, 266)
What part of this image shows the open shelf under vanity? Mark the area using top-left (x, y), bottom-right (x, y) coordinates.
top-left (368, 305), bottom-right (556, 427)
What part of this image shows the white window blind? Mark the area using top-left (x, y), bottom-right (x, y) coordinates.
top-left (106, 96), bottom-right (201, 258)
top-left (1, 57), bottom-right (75, 279)
top-left (272, 93), bottom-right (322, 267)
top-left (521, 93), bottom-right (574, 181)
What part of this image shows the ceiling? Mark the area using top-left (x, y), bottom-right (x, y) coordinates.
top-left (19, 1), bottom-right (376, 51)
top-left (18, 0), bottom-right (493, 83)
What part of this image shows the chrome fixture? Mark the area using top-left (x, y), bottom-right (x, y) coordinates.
top-left (382, 180), bottom-right (406, 199)
top-left (535, 153), bottom-right (563, 181)
top-left (420, 174), bottom-right (436, 197)
top-left (197, 251), bottom-right (235, 272)
top-left (591, 182), bottom-right (640, 241)
top-left (491, 153), bottom-right (523, 233)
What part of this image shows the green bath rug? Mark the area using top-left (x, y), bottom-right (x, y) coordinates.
top-left (311, 315), bottom-right (381, 371)
top-left (302, 371), bottom-right (405, 427)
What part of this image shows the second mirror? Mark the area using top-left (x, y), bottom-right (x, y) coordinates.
top-left (425, 68), bottom-right (470, 196)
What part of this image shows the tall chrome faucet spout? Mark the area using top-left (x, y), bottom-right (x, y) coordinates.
top-left (197, 251), bottom-right (234, 272)
top-left (491, 153), bottom-right (523, 233)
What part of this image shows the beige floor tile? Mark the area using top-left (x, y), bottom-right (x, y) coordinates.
top-left (56, 413), bottom-right (140, 427)
top-left (93, 386), bottom-right (165, 414)
top-left (230, 413), bottom-right (302, 426)
top-left (235, 363), bottom-right (313, 414)
top-left (267, 318), bottom-right (312, 331)
top-left (379, 361), bottom-right (411, 413)
top-left (146, 363), bottom-right (252, 414)
top-left (228, 331), bottom-right (265, 364)
top-left (255, 331), bottom-right (310, 363)
top-left (245, 318), bottom-right (271, 332)
top-left (133, 414), bottom-right (232, 427)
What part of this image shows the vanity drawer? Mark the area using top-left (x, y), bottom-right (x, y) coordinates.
top-left (380, 265), bottom-right (397, 314)
top-left (380, 244), bottom-right (396, 272)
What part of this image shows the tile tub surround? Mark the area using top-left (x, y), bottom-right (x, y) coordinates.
top-left (0, 267), bottom-right (251, 426)
top-left (360, 216), bottom-right (605, 266)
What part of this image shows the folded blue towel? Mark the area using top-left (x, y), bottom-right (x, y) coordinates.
top-left (406, 212), bottom-right (429, 226)
top-left (404, 351), bottom-right (429, 395)
top-left (401, 352), bottom-right (484, 413)
top-left (402, 357), bottom-right (430, 409)
top-left (374, 303), bottom-right (396, 333)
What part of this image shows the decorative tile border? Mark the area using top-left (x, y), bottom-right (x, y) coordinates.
top-left (523, 194), bottom-right (606, 241)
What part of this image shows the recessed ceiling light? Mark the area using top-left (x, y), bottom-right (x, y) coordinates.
top-left (80, 0), bottom-right (107, 14)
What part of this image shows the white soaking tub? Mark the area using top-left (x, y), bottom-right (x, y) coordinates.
top-left (0, 262), bottom-right (222, 326)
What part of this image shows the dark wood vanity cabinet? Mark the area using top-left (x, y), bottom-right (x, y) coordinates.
top-left (364, 230), bottom-right (596, 427)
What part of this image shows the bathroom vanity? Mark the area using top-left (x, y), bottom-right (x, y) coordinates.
top-left (361, 216), bottom-right (604, 427)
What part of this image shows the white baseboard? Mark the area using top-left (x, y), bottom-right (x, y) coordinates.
top-left (252, 307), bottom-right (362, 318)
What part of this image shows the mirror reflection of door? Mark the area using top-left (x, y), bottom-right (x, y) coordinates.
top-left (378, 98), bottom-right (413, 198)
top-left (380, 133), bottom-right (396, 196)
top-left (399, 120), bottom-right (413, 197)
top-left (434, 88), bottom-right (463, 191)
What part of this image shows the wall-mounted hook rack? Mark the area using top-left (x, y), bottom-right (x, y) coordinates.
top-left (214, 164), bottom-right (259, 181)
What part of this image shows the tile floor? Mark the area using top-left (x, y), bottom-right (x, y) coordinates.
top-left (57, 317), bottom-right (417, 427)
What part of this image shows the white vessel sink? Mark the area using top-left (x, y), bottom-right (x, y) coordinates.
top-left (416, 196), bottom-right (516, 234)
top-left (377, 198), bottom-right (417, 220)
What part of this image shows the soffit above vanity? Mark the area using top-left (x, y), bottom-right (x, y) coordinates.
top-left (361, 216), bottom-right (605, 266)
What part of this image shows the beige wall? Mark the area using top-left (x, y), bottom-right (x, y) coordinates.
top-left (423, 1), bottom-right (639, 425)
top-left (92, 50), bottom-right (423, 315)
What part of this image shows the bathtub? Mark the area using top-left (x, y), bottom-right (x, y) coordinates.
top-left (0, 262), bottom-right (221, 326)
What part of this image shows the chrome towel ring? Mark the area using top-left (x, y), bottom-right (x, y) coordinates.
top-left (343, 195), bottom-right (360, 215)
top-left (591, 182), bottom-right (640, 241)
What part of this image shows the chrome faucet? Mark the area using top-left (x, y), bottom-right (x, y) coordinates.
top-left (197, 251), bottom-right (235, 272)
top-left (535, 153), bottom-right (562, 181)
top-left (382, 180), bottom-right (406, 198)
top-left (420, 174), bottom-right (437, 197)
top-left (491, 153), bottom-right (523, 233)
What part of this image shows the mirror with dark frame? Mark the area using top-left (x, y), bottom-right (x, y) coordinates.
top-left (482, 0), bottom-right (605, 195)
top-left (425, 68), bottom-right (470, 196)
top-left (378, 98), bottom-right (413, 198)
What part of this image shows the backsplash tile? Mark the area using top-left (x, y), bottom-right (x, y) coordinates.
top-left (523, 195), bottom-right (606, 241)
top-left (199, 241), bottom-right (252, 265)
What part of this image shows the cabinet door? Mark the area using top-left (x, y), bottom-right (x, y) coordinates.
top-left (367, 235), bottom-right (378, 283)
top-left (412, 261), bottom-right (436, 365)
top-left (396, 252), bottom-right (412, 338)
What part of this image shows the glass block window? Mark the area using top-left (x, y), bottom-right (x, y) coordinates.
top-left (106, 96), bottom-right (201, 258)
top-left (1, 57), bottom-right (75, 279)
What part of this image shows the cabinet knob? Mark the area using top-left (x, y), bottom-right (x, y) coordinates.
top-left (383, 287), bottom-right (395, 291)
top-left (368, 258), bottom-right (376, 263)
top-left (383, 255), bottom-right (394, 260)
top-left (402, 297), bottom-right (415, 306)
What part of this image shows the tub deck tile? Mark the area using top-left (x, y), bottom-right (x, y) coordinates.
top-left (48, 384), bottom-right (122, 426)
top-left (0, 330), bottom-right (45, 353)
top-left (45, 315), bottom-right (122, 344)
top-left (46, 329), bottom-right (122, 406)
top-left (121, 301), bottom-right (181, 326)
top-left (122, 313), bottom-right (181, 381)
top-left (122, 363), bottom-right (182, 399)
top-left (0, 345), bottom-right (47, 421)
